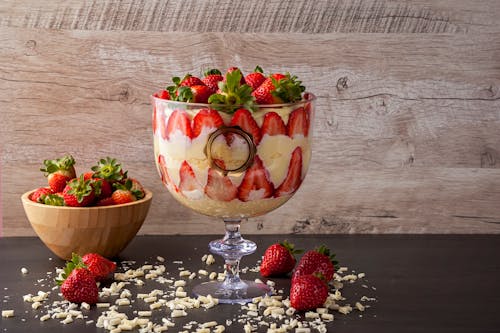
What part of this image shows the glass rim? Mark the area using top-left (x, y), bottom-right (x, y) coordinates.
top-left (150, 92), bottom-right (316, 110)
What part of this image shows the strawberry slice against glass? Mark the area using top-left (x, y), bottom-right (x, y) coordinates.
top-left (229, 108), bottom-right (262, 145)
top-left (287, 107), bottom-right (309, 138)
top-left (275, 147), bottom-right (303, 197)
top-left (238, 156), bottom-right (274, 202)
top-left (192, 108), bottom-right (224, 138)
top-left (178, 161), bottom-right (203, 199)
top-left (205, 168), bottom-right (238, 201)
top-left (261, 111), bottom-right (287, 137)
top-left (163, 109), bottom-right (193, 140)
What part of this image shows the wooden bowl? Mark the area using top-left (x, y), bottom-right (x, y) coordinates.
top-left (21, 189), bottom-right (153, 260)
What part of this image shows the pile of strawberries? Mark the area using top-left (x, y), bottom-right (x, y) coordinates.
top-left (30, 155), bottom-right (145, 207)
top-left (260, 241), bottom-right (339, 311)
top-left (56, 253), bottom-right (116, 304)
top-left (153, 66), bottom-right (305, 110)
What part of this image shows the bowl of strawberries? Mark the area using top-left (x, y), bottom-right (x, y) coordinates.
top-left (21, 155), bottom-right (152, 260)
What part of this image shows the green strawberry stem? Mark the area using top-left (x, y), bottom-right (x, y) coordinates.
top-left (316, 244), bottom-right (340, 270)
top-left (208, 69), bottom-right (256, 113)
top-left (91, 157), bottom-right (125, 182)
top-left (67, 175), bottom-right (94, 203)
top-left (55, 253), bottom-right (87, 285)
top-left (271, 73), bottom-right (305, 103)
top-left (40, 154), bottom-right (75, 176)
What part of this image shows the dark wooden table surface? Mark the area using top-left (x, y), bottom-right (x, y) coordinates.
top-left (1, 235), bottom-right (499, 333)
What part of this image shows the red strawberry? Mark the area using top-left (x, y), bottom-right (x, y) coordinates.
top-left (158, 154), bottom-right (178, 192)
top-left (82, 253), bottom-right (116, 281)
top-left (92, 178), bottom-right (112, 199)
top-left (164, 109), bottom-right (193, 140)
top-left (290, 274), bottom-right (329, 311)
top-left (260, 240), bottom-right (302, 277)
top-left (245, 66), bottom-right (266, 91)
top-left (96, 196), bottom-right (115, 206)
top-left (83, 172), bottom-right (94, 181)
top-left (40, 155), bottom-right (77, 192)
top-left (111, 179), bottom-right (141, 204)
top-left (202, 69), bottom-right (224, 93)
top-left (261, 112), bottom-right (286, 136)
top-left (252, 73), bottom-right (305, 105)
top-left (153, 89), bottom-right (170, 100)
top-left (30, 187), bottom-right (54, 203)
top-left (190, 85), bottom-right (212, 103)
top-left (226, 66), bottom-right (246, 85)
top-left (57, 254), bottom-right (98, 304)
top-left (91, 157), bottom-right (126, 184)
top-left (62, 175), bottom-right (96, 207)
top-left (229, 108), bottom-right (262, 145)
top-left (238, 156), bottom-right (274, 202)
top-left (275, 147), bottom-right (303, 197)
top-left (287, 107), bottom-right (309, 138)
top-left (192, 108), bottom-right (224, 138)
top-left (179, 74), bottom-right (204, 87)
top-left (179, 161), bottom-right (203, 195)
top-left (111, 188), bottom-right (135, 204)
top-left (292, 245), bottom-right (338, 283)
top-left (205, 168), bottom-right (238, 201)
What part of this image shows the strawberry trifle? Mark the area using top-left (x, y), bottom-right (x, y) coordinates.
top-left (152, 67), bottom-right (315, 219)
top-left (151, 66), bottom-right (315, 303)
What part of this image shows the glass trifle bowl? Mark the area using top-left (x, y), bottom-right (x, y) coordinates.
top-left (151, 68), bottom-right (315, 303)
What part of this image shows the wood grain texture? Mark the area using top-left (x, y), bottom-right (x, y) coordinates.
top-left (1, 0), bottom-right (500, 33)
top-left (1, 1), bottom-right (500, 236)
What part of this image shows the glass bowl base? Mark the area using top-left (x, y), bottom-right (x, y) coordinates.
top-left (192, 280), bottom-right (272, 304)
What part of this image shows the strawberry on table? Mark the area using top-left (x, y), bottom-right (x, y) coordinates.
top-left (260, 240), bottom-right (303, 277)
top-left (205, 168), bottom-right (238, 201)
top-left (192, 108), bottom-right (224, 138)
top-left (292, 245), bottom-right (339, 283)
top-left (82, 253), bottom-right (116, 281)
top-left (57, 253), bottom-right (98, 304)
top-left (261, 111), bottom-right (287, 137)
top-left (164, 109), bottom-right (193, 140)
top-left (62, 175), bottom-right (96, 207)
top-left (290, 274), bottom-right (329, 311)
top-left (40, 155), bottom-right (77, 192)
top-left (229, 108), bottom-right (262, 145)
top-left (238, 156), bottom-right (274, 202)
top-left (275, 147), bottom-right (303, 197)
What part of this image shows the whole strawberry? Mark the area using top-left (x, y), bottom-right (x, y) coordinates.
top-left (290, 274), bottom-right (329, 311)
top-left (252, 73), bottom-right (305, 105)
top-left (244, 65), bottom-right (266, 91)
top-left (292, 245), bottom-right (338, 283)
top-left (260, 240), bottom-right (302, 277)
top-left (57, 253), bottom-right (98, 304)
top-left (202, 68), bottom-right (224, 93)
top-left (82, 253), bottom-right (116, 281)
top-left (62, 175), bottom-right (96, 207)
top-left (40, 155), bottom-right (77, 192)
top-left (30, 187), bottom-right (54, 203)
top-left (91, 157), bottom-right (126, 184)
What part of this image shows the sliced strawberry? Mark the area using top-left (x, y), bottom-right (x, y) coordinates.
top-left (164, 109), bottom-right (193, 140)
top-left (261, 112), bottom-right (286, 136)
top-left (205, 168), bottom-right (238, 201)
top-left (238, 156), bottom-right (274, 202)
top-left (179, 161), bottom-right (203, 194)
top-left (287, 107), bottom-right (309, 138)
top-left (229, 108), bottom-right (262, 145)
top-left (192, 108), bottom-right (224, 138)
top-left (275, 147), bottom-right (303, 197)
top-left (158, 155), bottom-right (179, 193)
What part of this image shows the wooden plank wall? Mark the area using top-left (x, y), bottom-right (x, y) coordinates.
top-left (1, 0), bottom-right (500, 236)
